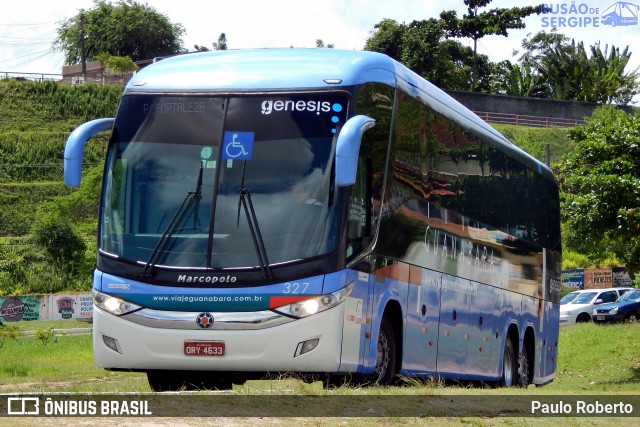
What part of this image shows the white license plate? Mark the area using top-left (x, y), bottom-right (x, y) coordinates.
top-left (596, 316), bottom-right (605, 321)
top-left (184, 341), bottom-right (225, 356)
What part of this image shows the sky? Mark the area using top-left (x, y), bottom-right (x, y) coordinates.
top-left (1, 0), bottom-right (640, 79)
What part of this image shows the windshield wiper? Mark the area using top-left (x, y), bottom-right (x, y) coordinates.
top-left (141, 165), bottom-right (203, 278)
top-left (236, 160), bottom-right (273, 280)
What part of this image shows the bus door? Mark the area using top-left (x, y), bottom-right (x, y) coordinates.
top-left (403, 266), bottom-right (440, 374)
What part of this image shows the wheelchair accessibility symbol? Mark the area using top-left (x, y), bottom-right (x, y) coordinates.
top-left (222, 131), bottom-right (254, 160)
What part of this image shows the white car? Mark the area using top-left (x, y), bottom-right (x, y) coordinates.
top-left (559, 288), bottom-right (633, 325)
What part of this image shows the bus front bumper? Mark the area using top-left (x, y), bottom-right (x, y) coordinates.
top-left (92, 304), bottom-right (345, 373)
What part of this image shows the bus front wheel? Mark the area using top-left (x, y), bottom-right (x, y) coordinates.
top-left (371, 316), bottom-right (397, 386)
top-left (147, 370), bottom-right (233, 392)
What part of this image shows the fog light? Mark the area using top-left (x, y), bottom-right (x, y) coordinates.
top-left (294, 338), bottom-right (319, 357)
top-left (103, 335), bottom-right (123, 354)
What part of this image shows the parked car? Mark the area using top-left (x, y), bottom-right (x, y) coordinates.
top-left (560, 291), bottom-right (582, 305)
top-left (592, 288), bottom-right (640, 324)
top-left (559, 288), bottom-right (633, 325)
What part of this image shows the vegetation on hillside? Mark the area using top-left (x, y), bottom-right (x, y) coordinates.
top-left (0, 80), bottom-right (120, 295)
top-left (492, 123), bottom-right (572, 165)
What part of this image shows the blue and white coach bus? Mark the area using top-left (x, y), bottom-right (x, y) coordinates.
top-left (64, 49), bottom-right (561, 391)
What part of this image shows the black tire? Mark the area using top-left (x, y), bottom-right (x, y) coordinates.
top-left (371, 316), bottom-right (397, 386)
top-left (517, 343), bottom-right (531, 388)
top-left (627, 312), bottom-right (639, 323)
top-left (147, 370), bottom-right (233, 392)
top-left (147, 370), bottom-right (185, 392)
top-left (576, 313), bottom-right (591, 323)
top-left (500, 338), bottom-right (517, 387)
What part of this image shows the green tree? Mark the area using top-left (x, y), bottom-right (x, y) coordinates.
top-left (364, 18), bottom-right (490, 91)
top-left (517, 30), bottom-right (639, 104)
top-left (94, 53), bottom-right (138, 75)
top-left (440, 0), bottom-right (542, 91)
top-left (195, 33), bottom-right (228, 52)
top-left (213, 33), bottom-right (228, 51)
top-left (490, 60), bottom-right (541, 97)
top-left (557, 106), bottom-right (640, 274)
top-left (32, 215), bottom-right (87, 271)
top-left (315, 39), bottom-right (335, 48)
top-left (364, 18), bottom-right (404, 61)
top-left (54, 0), bottom-right (185, 64)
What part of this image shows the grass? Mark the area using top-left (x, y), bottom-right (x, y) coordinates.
top-left (1, 322), bottom-right (638, 426)
top-left (9, 318), bottom-right (91, 332)
top-left (1, 321), bottom-right (638, 395)
top-left (0, 333), bottom-right (147, 393)
top-left (548, 323), bottom-right (640, 392)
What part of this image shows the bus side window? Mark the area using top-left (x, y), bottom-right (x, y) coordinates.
top-left (346, 157), bottom-right (372, 260)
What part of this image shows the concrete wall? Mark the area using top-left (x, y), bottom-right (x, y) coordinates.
top-left (0, 293), bottom-right (92, 323)
top-left (444, 90), bottom-right (635, 124)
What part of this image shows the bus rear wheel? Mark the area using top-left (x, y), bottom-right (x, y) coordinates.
top-left (517, 345), bottom-right (531, 388)
top-left (500, 339), bottom-right (517, 387)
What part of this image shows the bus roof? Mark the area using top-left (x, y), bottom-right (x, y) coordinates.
top-left (127, 49), bottom-right (554, 180)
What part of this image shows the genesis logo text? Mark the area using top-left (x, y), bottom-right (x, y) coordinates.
top-left (260, 99), bottom-right (344, 134)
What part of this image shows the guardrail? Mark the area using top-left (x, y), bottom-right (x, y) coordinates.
top-left (474, 111), bottom-right (583, 128)
top-left (0, 71), bottom-right (63, 82)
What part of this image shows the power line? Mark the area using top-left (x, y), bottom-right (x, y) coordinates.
top-left (0, 21), bottom-right (58, 27)
top-left (0, 48), bottom-right (54, 64)
top-left (0, 34), bottom-right (52, 41)
top-left (0, 49), bottom-right (60, 70)
top-left (47, 55), bottom-right (65, 74)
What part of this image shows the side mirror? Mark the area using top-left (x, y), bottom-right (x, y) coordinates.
top-left (64, 118), bottom-right (115, 187)
top-left (335, 115), bottom-right (375, 187)
top-left (594, 299), bottom-right (603, 305)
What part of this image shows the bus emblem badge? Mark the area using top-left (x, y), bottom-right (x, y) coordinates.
top-left (196, 312), bottom-right (214, 329)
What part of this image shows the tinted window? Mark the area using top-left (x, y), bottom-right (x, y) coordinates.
top-left (100, 93), bottom-right (349, 269)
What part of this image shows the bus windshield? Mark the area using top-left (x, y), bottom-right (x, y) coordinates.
top-left (100, 93), bottom-right (348, 271)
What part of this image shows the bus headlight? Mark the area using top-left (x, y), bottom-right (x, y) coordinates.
top-left (93, 290), bottom-right (141, 316)
top-left (274, 282), bottom-right (353, 319)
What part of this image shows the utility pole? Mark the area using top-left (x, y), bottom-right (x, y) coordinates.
top-left (79, 11), bottom-right (87, 79)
